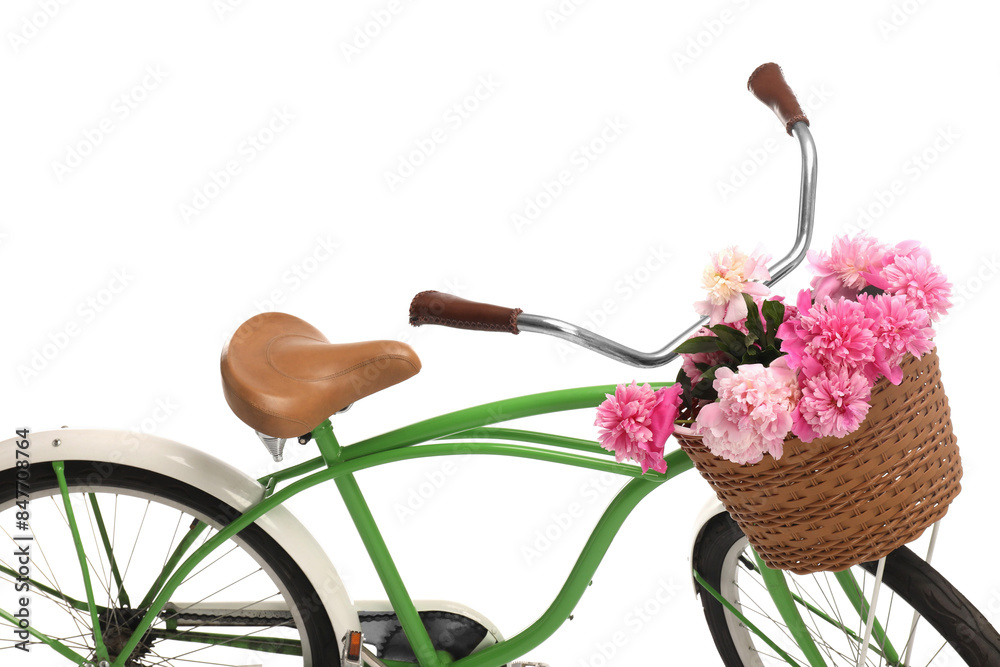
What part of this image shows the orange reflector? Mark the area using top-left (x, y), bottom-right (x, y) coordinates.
top-left (347, 631), bottom-right (362, 662)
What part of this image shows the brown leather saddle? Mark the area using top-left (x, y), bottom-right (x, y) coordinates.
top-left (221, 312), bottom-right (421, 438)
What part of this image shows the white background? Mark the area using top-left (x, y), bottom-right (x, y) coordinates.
top-left (2, 0), bottom-right (999, 664)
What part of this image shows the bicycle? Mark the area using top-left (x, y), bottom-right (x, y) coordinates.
top-left (3, 63), bottom-right (999, 667)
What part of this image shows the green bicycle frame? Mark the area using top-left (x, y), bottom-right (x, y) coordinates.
top-left (11, 382), bottom-right (882, 667)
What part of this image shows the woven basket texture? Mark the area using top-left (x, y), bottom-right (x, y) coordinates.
top-left (675, 348), bottom-right (961, 574)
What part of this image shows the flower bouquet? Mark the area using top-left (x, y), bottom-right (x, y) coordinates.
top-left (595, 234), bottom-right (963, 573)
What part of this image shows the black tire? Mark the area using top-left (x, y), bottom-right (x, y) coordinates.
top-left (0, 461), bottom-right (339, 666)
top-left (693, 512), bottom-right (1000, 666)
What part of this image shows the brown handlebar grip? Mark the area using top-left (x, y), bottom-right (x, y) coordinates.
top-left (747, 63), bottom-right (809, 136)
top-left (409, 291), bottom-right (523, 334)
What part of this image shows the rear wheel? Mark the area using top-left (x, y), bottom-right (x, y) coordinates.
top-left (0, 461), bottom-right (339, 666)
top-left (693, 512), bottom-right (1000, 666)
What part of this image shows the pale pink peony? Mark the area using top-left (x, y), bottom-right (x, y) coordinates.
top-left (694, 360), bottom-right (799, 464)
top-left (694, 246), bottom-right (772, 325)
top-left (680, 328), bottom-right (730, 384)
top-left (870, 247), bottom-right (953, 322)
top-left (807, 234), bottom-right (888, 301)
top-left (791, 366), bottom-right (872, 442)
top-left (858, 293), bottom-right (935, 384)
top-left (778, 292), bottom-right (877, 375)
top-left (694, 403), bottom-right (759, 464)
top-left (595, 383), bottom-right (682, 473)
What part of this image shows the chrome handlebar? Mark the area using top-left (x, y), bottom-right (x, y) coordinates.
top-left (517, 122), bottom-right (817, 369)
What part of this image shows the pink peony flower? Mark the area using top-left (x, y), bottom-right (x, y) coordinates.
top-left (595, 382), bottom-right (682, 473)
top-left (680, 328), bottom-right (730, 384)
top-left (694, 403), bottom-right (759, 464)
top-left (694, 360), bottom-right (799, 464)
top-left (643, 384), bottom-right (684, 472)
top-left (778, 292), bottom-right (877, 375)
top-left (807, 234), bottom-right (888, 301)
top-left (858, 293), bottom-right (935, 384)
top-left (694, 246), bottom-right (772, 325)
top-left (791, 366), bottom-right (872, 442)
top-left (869, 246), bottom-right (953, 322)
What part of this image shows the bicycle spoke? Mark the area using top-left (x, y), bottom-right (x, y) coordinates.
top-left (729, 544), bottom-right (922, 666)
top-left (119, 498), bottom-right (152, 593)
top-left (146, 649), bottom-right (272, 666)
top-left (178, 545), bottom-right (240, 588)
top-left (2, 523), bottom-right (63, 599)
top-left (160, 568), bottom-right (268, 627)
top-left (53, 461), bottom-right (111, 663)
top-left (0, 560), bottom-right (95, 615)
top-left (162, 512), bottom-right (186, 572)
top-left (88, 492), bottom-right (131, 608)
top-left (2, 474), bottom-right (316, 666)
top-left (146, 621), bottom-right (299, 666)
top-left (24, 511), bottom-right (93, 642)
top-left (51, 495), bottom-right (116, 606)
top-left (787, 574), bottom-right (839, 666)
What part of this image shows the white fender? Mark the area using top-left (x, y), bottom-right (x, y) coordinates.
top-left (689, 496), bottom-right (728, 595)
top-left (0, 428), bottom-right (360, 653)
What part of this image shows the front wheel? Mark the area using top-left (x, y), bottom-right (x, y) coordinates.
top-left (0, 461), bottom-right (339, 666)
top-left (693, 512), bottom-right (1000, 666)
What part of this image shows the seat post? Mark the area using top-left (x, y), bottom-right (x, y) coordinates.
top-left (312, 419), bottom-right (342, 466)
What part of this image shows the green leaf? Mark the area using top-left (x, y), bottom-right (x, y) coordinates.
top-left (755, 346), bottom-right (784, 367)
top-left (675, 367), bottom-right (694, 411)
top-left (761, 299), bottom-right (786, 348)
top-left (673, 336), bottom-right (723, 355)
top-left (699, 364), bottom-right (728, 384)
top-left (742, 293), bottom-right (765, 342)
top-left (709, 325), bottom-right (747, 360)
top-left (692, 377), bottom-right (718, 401)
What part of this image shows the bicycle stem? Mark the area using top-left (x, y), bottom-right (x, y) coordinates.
top-left (517, 121), bottom-right (817, 369)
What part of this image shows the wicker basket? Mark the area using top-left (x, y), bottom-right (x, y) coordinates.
top-left (675, 348), bottom-right (962, 574)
